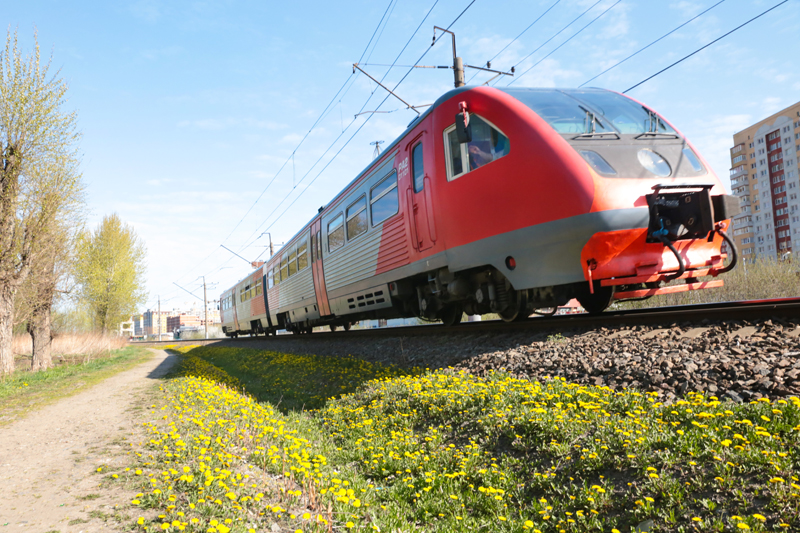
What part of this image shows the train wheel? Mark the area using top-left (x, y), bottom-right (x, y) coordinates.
top-left (439, 303), bottom-right (463, 327)
top-left (329, 324), bottom-right (338, 332)
top-left (343, 322), bottom-right (352, 331)
top-left (577, 285), bottom-right (613, 314)
top-left (500, 291), bottom-right (529, 323)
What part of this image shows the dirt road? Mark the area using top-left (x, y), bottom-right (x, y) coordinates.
top-left (0, 349), bottom-right (176, 532)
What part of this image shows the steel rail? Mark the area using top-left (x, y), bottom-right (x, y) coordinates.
top-left (135, 297), bottom-right (800, 346)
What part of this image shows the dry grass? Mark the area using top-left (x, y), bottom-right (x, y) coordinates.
top-left (12, 333), bottom-right (128, 360)
top-left (617, 256), bottom-right (800, 310)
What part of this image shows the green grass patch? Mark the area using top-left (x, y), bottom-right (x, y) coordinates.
top-left (0, 346), bottom-right (154, 426)
top-left (114, 346), bottom-right (800, 533)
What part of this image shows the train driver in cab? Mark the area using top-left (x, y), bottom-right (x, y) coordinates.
top-left (467, 116), bottom-right (509, 170)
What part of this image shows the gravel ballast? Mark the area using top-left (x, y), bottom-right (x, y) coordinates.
top-left (222, 317), bottom-right (800, 403)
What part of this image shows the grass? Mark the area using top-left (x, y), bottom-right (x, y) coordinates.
top-left (112, 346), bottom-right (800, 533)
top-left (617, 256), bottom-right (800, 310)
top-left (0, 345), bottom-right (154, 426)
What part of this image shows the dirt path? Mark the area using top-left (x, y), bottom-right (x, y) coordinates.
top-left (0, 349), bottom-right (177, 532)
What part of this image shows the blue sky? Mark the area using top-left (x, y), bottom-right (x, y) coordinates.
top-left (6, 0), bottom-right (799, 313)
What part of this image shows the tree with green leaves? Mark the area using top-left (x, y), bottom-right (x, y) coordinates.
top-left (0, 30), bottom-right (83, 375)
top-left (74, 214), bottom-right (147, 333)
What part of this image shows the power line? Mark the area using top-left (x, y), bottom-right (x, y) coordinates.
top-left (579, 0), bottom-right (727, 88)
top-left (466, 0), bottom-right (562, 85)
top-left (509, 0), bottom-right (622, 86)
top-left (241, 0), bottom-right (445, 256)
top-left (218, 0), bottom-right (396, 247)
top-left (624, 0), bottom-right (789, 94)
top-left (175, 0), bottom-right (397, 284)
top-left (364, 0), bottom-right (398, 64)
top-left (250, 1), bottom-right (479, 260)
top-left (501, 0), bottom-right (603, 83)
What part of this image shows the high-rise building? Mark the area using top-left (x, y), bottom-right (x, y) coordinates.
top-left (142, 309), bottom-right (170, 337)
top-left (729, 102), bottom-right (800, 260)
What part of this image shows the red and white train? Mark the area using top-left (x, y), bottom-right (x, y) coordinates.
top-left (221, 86), bottom-right (739, 336)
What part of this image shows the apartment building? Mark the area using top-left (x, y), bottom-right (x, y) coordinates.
top-left (142, 309), bottom-right (171, 337)
top-left (729, 101), bottom-right (800, 260)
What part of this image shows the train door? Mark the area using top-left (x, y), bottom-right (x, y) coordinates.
top-left (232, 285), bottom-right (240, 331)
top-left (261, 268), bottom-right (273, 329)
top-left (406, 135), bottom-right (436, 252)
top-left (310, 218), bottom-right (332, 316)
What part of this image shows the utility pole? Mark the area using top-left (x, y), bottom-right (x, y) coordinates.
top-left (261, 232), bottom-right (274, 257)
top-left (157, 295), bottom-right (162, 341)
top-left (434, 26), bottom-right (464, 88)
top-left (202, 276), bottom-right (208, 340)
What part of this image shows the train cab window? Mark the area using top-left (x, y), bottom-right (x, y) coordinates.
top-left (370, 171), bottom-right (399, 226)
top-left (346, 196), bottom-right (368, 240)
top-left (310, 234), bottom-right (316, 262)
top-left (288, 249), bottom-right (297, 277)
top-left (328, 214), bottom-right (344, 252)
top-left (268, 269), bottom-right (274, 289)
top-left (412, 143), bottom-right (424, 192)
top-left (297, 241), bottom-right (309, 271)
top-left (255, 278), bottom-right (262, 296)
top-left (444, 115), bottom-right (509, 181)
top-left (273, 264), bottom-right (281, 285)
top-left (280, 256), bottom-right (289, 281)
top-left (316, 230), bottom-right (322, 259)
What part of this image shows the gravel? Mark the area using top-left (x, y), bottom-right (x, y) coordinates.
top-left (226, 317), bottom-right (800, 403)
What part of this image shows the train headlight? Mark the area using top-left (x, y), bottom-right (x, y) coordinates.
top-left (579, 150), bottom-right (617, 176)
top-left (637, 149), bottom-right (671, 177)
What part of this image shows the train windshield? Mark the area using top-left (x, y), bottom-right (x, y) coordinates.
top-left (501, 88), bottom-right (677, 136)
top-left (566, 90), bottom-right (676, 135)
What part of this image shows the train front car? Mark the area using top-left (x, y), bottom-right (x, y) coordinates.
top-left (427, 86), bottom-right (738, 318)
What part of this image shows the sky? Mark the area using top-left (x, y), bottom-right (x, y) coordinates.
top-left (5, 0), bottom-right (799, 314)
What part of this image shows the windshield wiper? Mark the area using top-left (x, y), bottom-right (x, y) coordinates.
top-left (573, 106), bottom-right (620, 139)
top-left (636, 108), bottom-right (679, 139)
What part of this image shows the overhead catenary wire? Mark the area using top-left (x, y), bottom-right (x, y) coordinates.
top-left (240, 0), bottom-right (447, 258)
top-left (508, 0), bottom-right (623, 86)
top-left (579, 0), bottom-right (727, 88)
top-left (498, 0), bottom-right (603, 85)
top-left (249, 1), bottom-right (479, 261)
top-left (174, 0), bottom-right (397, 285)
top-left (623, 0), bottom-right (789, 94)
top-left (465, 0), bottom-right (561, 85)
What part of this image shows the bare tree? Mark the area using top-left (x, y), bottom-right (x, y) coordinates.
top-left (0, 30), bottom-right (82, 375)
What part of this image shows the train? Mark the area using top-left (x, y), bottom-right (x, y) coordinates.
top-left (220, 85), bottom-right (739, 336)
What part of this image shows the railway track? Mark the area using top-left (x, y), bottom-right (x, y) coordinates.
top-left (137, 297), bottom-right (800, 406)
top-left (137, 297), bottom-right (800, 346)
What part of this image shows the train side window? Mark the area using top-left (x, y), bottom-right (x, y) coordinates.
top-left (370, 171), bottom-right (399, 226)
top-left (273, 264), bottom-right (280, 285)
top-left (346, 195), bottom-right (368, 241)
top-left (316, 230), bottom-right (322, 259)
top-left (310, 234), bottom-right (316, 262)
top-left (255, 278), bottom-right (262, 296)
top-left (280, 256), bottom-right (289, 281)
top-left (444, 115), bottom-right (509, 180)
top-left (288, 249), bottom-right (297, 277)
top-left (328, 213), bottom-right (344, 252)
top-left (412, 143), bottom-right (424, 192)
top-left (297, 240), bottom-right (309, 271)
top-left (268, 269), bottom-right (274, 289)
top-left (445, 126), bottom-right (466, 179)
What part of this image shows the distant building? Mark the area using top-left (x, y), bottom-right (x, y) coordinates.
top-left (142, 309), bottom-right (170, 337)
top-left (167, 313), bottom-right (203, 334)
top-left (729, 101), bottom-right (800, 260)
top-left (132, 314), bottom-right (144, 336)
